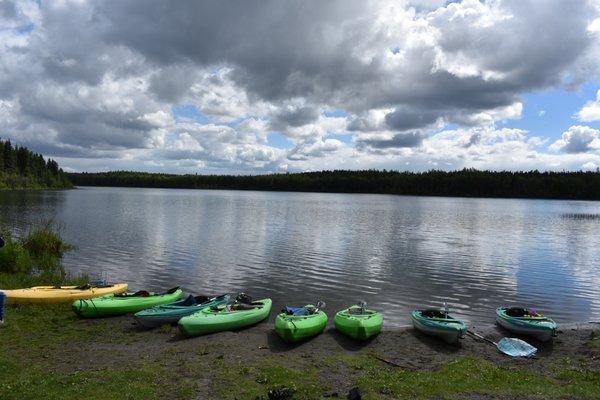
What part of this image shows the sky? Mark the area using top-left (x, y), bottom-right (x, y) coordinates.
top-left (1, 0), bottom-right (600, 174)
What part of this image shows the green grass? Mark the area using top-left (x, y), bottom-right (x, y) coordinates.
top-left (0, 304), bottom-right (193, 400)
top-left (591, 331), bottom-right (600, 349)
top-left (323, 354), bottom-right (600, 399)
top-left (0, 272), bottom-right (87, 290)
top-left (0, 352), bottom-right (193, 400)
top-left (211, 359), bottom-right (325, 399)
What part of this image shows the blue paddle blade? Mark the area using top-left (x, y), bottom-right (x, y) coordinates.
top-left (497, 337), bottom-right (537, 357)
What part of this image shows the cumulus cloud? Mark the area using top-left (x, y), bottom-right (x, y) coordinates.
top-left (550, 125), bottom-right (600, 153)
top-left (577, 90), bottom-right (600, 121)
top-left (0, 0), bottom-right (599, 173)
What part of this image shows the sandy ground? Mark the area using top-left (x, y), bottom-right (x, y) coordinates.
top-left (47, 317), bottom-right (600, 388)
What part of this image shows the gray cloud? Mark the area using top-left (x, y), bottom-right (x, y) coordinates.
top-left (357, 132), bottom-right (427, 150)
top-left (0, 0), bottom-right (598, 172)
top-left (270, 105), bottom-right (320, 131)
top-left (385, 107), bottom-right (440, 131)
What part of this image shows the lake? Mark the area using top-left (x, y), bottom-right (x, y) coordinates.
top-left (1, 187), bottom-right (599, 325)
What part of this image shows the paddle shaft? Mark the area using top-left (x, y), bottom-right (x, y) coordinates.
top-left (466, 330), bottom-right (497, 346)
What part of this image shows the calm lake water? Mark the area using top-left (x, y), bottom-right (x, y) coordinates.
top-left (1, 187), bottom-right (600, 325)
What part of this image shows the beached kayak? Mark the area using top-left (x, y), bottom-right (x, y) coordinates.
top-left (275, 304), bottom-right (328, 342)
top-left (334, 304), bottom-right (383, 340)
top-left (411, 309), bottom-right (467, 344)
top-left (496, 307), bottom-right (557, 342)
top-left (72, 287), bottom-right (183, 318)
top-left (134, 294), bottom-right (230, 328)
top-left (178, 298), bottom-right (271, 337)
top-left (2, 283), bottom-right (128, 304)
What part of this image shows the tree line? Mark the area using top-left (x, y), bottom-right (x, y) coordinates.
top-left (0, 139), bottom-right (72, 189)
top-left (67, 169), bottom-right (600, 200)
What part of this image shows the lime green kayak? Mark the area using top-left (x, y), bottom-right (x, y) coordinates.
top-left (134, 294), bottom-right (231, 328)
top-left (73, 287), bottom-right (183, 318)
top-left (411, 309), bottom-right (467, 344)
top-left (496, 307), bottom-right (557, 342)
top-left (334, 305), bottom-right (383, 340)
top-left (178, 298), bottom-right (271, 337)
top-left (275, 304), bottom-right (328, 342)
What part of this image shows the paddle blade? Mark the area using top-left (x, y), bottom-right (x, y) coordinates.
top-left (497, 337), bottom-right (537, 357)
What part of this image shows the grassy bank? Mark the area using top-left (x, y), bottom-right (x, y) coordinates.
top-left (0, 300), bottom-right (599, 399)
top-left (0, 220), bottom-right (76, 286)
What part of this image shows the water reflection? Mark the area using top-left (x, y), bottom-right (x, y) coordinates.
top-left (1, 187), bottom-right (599, 325)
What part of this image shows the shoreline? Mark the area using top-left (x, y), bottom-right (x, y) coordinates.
top-left (1, 303), bottom-right (599, 399)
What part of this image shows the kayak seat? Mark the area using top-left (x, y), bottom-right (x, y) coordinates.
top-left (505, 307), bottom-right (542, 318)
top-left (75, 284), bottom-right (91, 290)
top-left (235, 293), bottom-right (253, 305)
top-left (115, 290), bottom-right (150, 297)
top-left (421, 309), bottom-right (448, 319)
top-left (234, 303), bottom-right (258, 310)
top-left (172, 295), bottom-right (197, 307)
top-left (165, 286), bottom-right (181, 295)
top-left (282, 306), bottom-right (312, 316)
top-left (347, 308), bottom-right (372, 315)
top-left (194, 295), bottom-right (211, 304)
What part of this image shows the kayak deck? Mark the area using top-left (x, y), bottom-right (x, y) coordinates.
top-left (411, 310), bottom-right (467, 344)
top-left (334, 306), bottom-right (383, 340)
top-left (2, 283), bottom-right (128, 304)
top-left (179, 298), bottom-right (272, 337)
top-left (275, 305), bottom-right (328, 342)
top-left (73, 287), bottom-right (183, 318)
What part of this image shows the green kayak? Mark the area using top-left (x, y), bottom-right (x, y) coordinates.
top-left (73, 287), bottom-right (183, 318)
top-left (134, 294), bottom-right (231, 328)
top-left (496, 307), bottom-right (557, 342)
top-left (411, 309), bottom-right (467, 344)
top-left (275, 304), bottom-right (328, 343)
top-left (178, 298), bottom-right (272, 337)
top-left (334, 304), bottom-right (383, 340)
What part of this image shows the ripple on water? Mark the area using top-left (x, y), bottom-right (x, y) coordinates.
top-left (3, 188), bottom-right (600, 325)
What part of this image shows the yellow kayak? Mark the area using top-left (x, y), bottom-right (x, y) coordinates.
top-left (2, 283), bottom-right (128, 304)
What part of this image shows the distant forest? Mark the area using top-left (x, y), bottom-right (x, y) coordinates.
top-left (67, 169), bottom-right (600, 200)
top-left (0, 139), bottom-right (71, 189)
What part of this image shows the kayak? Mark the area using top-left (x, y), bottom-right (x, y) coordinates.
top-left (72, 287), bottom-right (183, 318)
top-left (275, 305), bottom-right (328, 343)
top-left (2, 283), bottom-right (128, 304)
top-left (134, 294), bottom-right (231, 328)
top-left (411, 309), bottom-right (467, 344)
top-left (334, 305), bottom-right (383, 340)
top-left (178, 298), bottom-right (271, 337)
top-left (496, 307), bottom-right (557, 342)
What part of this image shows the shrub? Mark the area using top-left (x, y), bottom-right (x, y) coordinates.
top-left (0, 236), bottom-right (32, 274)
top-left (0, 220), bottom-right (73, 276)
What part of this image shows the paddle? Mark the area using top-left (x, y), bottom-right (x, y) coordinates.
top-left (467, 330), bottom-right (537, 357)
top-left (314, 301), bottom-right (326, 314)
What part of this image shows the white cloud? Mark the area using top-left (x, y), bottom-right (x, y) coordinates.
top-left (577, 90), bottom-right (600, 121)
top-left (550, 125), bottom-right (600, 153)
top-left (0, 0), bottom-right (599, 173)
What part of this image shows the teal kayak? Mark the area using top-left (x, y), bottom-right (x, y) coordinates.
top-left (496, 307), bottom-right (557, 342)
top-left (73, 287), bottom-right (183, 318)
top-left (411, 309), bottom-right (467, 344)
top-left (334, 304), bottom-right (382, 340)
top-left (275, 304), bottom-right (327, 342)
top-left (179, 298), bottom-right (271, 337)
top-left (134, 294), bottom-right (231, 328)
